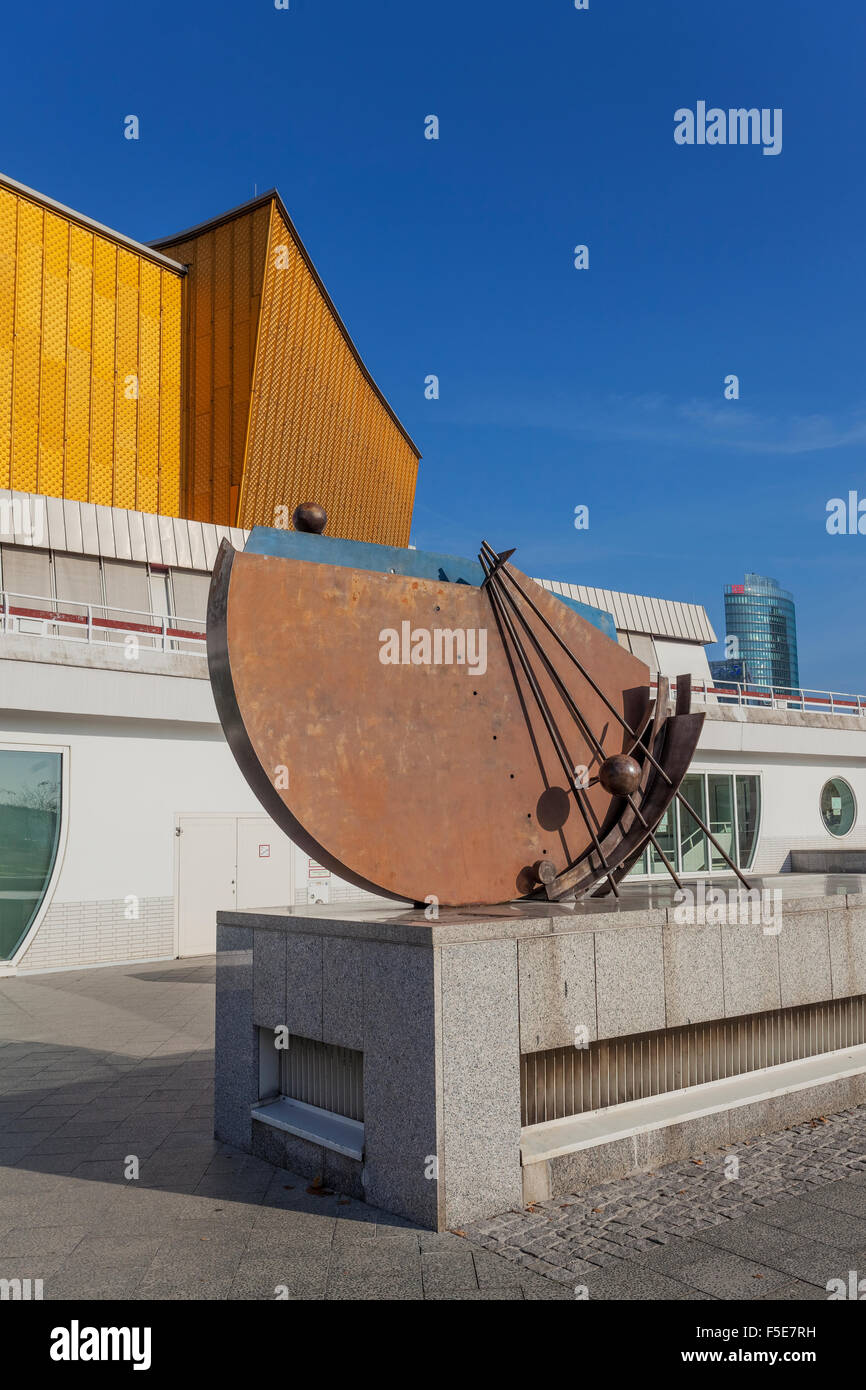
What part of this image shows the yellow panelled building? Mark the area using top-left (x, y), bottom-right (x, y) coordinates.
top-left (154, 192), bottom-right (419, 544)
top-left (0, 174), bottom-right (419, 545)
top-left (0, 174), bottom-right (183, 516)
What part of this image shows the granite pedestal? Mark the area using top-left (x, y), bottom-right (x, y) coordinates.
top-left (214, 876), bottom-right (866, 1230)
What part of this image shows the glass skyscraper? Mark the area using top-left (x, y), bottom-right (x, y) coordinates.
top-left (723, 573), bottom-right (799, 692)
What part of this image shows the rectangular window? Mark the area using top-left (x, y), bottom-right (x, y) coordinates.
top-left (103, 559), bottom-right (154, 647)
top-left (0, 546), bottom-right (53, 619)
top-left (679, 773), bottom-right (709, 873)
top-left (707, 774), bottom-right (735, 871)
top-left (736, 775), bottom-right (761, 869)
top-left (53, 553), bottom-right (106, 641)
top-left (168, 570), bottom-right (210, 653)
top-left (148, 567), bottom-right (174, 650)
top-left (648, 806), bottom-right (676, 875)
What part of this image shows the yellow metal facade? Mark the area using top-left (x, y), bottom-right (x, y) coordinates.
top-left (238, 204), bottom-right (418, 546)
top-left (158, 203), bottom-right (271, 526)
top-left (158, 195), bottom-right (419, 543)
top-left (0, 181), bottom-right (183, 514)
top-left (1, 178), bottom-right (419, 542)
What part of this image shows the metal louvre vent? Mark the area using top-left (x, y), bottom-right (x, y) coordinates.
top-left (521, 995), bottom-right (866, 1128)
top-left (280, 1034), bottom-right (364, 1122)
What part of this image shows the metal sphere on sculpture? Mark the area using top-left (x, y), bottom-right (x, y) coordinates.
top-left (598, 753), bottom-right (642, 798)
top-left (292, 503), bottom-right (327, 534)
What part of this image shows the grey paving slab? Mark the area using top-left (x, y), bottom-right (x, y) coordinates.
top-left (519, 1271), bottom-right (582, 1300)
top-left (700, 1231), bottom-right (864, 1290)
top-left (757, 1199), bottom-right (866, 1249)
top-left (0, 1224), bottom-right (87, 1260)
top-left (583, 1259), bottom-right (714, 1301)
top-left (229, 1252), bottom-right (329, 1299)
top-left (802, 1177), bottom-right (866, 1220)
top-left (131, 1276), bottom-right (237, 1300)
top-left (665, 1251), bottom-right (793, 1299)
top-left (246, 1218), bottom-right (335, 1253)
top-left (425, 1287), bottom-right (526, 1300)
top-left (45, 1271), bottom-right (148, 1300)
top-left (471, 1250), bottom-right (523, 1287)
top-left (328, 1280), bottom-right (423, 1300)
top-left (420, 1249), bottom-right (479, 1294)
top-left (417, 1230), bottom-right (468, 1252)
top-left (757, 1279), bottom-right (835, 1301)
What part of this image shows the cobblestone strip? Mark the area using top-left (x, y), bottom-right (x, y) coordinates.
top-left (463, 1107), bottom-right (866, 1286)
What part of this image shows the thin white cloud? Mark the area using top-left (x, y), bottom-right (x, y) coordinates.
top-left (454, 389), bottom-right (866, 456)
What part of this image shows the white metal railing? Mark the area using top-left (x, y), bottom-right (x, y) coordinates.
top-left (0, 589), bottom-right (207, 655)
top-left (653, 677), bottom-right (866, 717)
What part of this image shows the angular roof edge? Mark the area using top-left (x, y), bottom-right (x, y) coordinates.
top-left (0, 170), bottom-right (187, 274)
top-left (151, 189), bottom-right (421, 460)
top-left (536, 577), bottom-right (717, 644)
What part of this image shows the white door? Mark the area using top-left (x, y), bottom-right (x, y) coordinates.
top-left (176, 816), bottom-right (237, 956)
top-left (236, 817), bottom-right (294, 910)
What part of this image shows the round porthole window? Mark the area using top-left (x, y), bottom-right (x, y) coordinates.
top-left (820, 777), bottom-right (856, 837)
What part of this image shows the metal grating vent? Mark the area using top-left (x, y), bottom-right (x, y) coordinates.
top-left (280, 1034), bottom-right (364, 1122)
top-left (521, 995), bottom-right (866, 1128)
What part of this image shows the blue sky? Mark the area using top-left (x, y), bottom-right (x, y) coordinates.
top-left (2, 0), bottom-right (864, 689)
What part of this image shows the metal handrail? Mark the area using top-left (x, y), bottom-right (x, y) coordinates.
top-left (652, 677), bottom-right (866, 717)
top-left (0, 588), bottom-right (207, 654)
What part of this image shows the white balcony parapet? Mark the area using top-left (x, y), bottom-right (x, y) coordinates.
top-left (661, 676), bottom-right (866, 717)
top-left (0, 589), bottom-right (206, 656)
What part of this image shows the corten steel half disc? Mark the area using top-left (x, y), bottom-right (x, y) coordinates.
top-left (207, 537), bottom-right (655, 906)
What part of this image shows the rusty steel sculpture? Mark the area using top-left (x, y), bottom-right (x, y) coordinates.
top-left (207, 516), bottom-right (750, 907)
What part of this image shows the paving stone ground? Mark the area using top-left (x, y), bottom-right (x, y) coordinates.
top-left (464, 1108), bottom-right (866, 1299)
top-left (1, 956), bottom-right (865, 1301)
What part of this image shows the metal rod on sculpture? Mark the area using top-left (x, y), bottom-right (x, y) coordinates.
top-left (480, 552), bottom-right (620, 895)
top-left (482, 556), bottom-right (620, 899)
top-left (479, 551), bottom-right (621, 898)
top-left (481, 542), bottom-right (751, 892)
top-left (485, 558), bottom-right (685, 892)
top-left (480, 541), bottom-right (676, 786)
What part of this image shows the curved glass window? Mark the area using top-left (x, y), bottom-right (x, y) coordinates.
top-left (820, 778), bottom-right (856, 838)
top-left (0, 750), bottom-right (62, 960)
